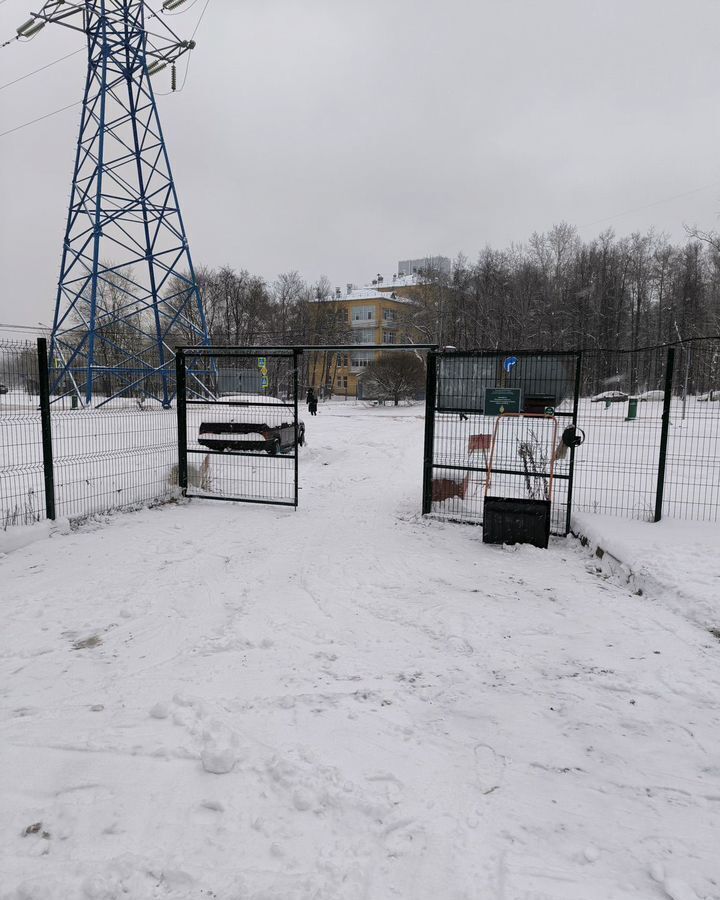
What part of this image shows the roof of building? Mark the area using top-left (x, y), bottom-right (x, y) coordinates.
top-left (312, 287), bottom-right (417, 306)
top-left (375, 274), bottom-right (425, 288)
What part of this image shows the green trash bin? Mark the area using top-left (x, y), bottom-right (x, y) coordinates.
top-left (71, 394), bottom-right (78, 409)
top-left (626, 396), bottom-right (638, 420)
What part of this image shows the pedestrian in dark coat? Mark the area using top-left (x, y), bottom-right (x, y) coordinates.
top-left (307, 388), bottom-right (318, 416)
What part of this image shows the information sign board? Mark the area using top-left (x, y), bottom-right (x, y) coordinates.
top-left (484, 387), bottom-right (522, 416)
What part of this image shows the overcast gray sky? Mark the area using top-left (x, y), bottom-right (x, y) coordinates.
top-left (2, 0), bottom-right (720, 330)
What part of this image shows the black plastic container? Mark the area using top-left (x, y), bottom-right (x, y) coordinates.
top-left (482, 497), bottom-right (550, 549)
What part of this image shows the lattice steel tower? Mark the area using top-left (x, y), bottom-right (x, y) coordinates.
top-left (14, 0), bottom-right (208, 406)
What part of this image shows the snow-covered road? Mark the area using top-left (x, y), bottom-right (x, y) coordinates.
top-left (2, 403), bottom-right (719, 900)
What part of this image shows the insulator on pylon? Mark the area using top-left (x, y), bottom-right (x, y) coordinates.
top-left (16, 17), bottom-right (46, 37)
top-left (163, 0), bottom-right (188, 9)
top-left (171, 63), bottom-right (177, 92)
top-left (147, 59), bottom-right (168, 76)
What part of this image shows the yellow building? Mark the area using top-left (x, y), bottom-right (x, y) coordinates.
top-left (308, 287), bottom-right (418, 397)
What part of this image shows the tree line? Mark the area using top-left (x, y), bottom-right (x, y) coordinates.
top-left (189, 225), bottom-right (720, 354)
top-left (188, 225), bottom-right (720, 395)
top-left (20, 224), bottom-right (718, 398)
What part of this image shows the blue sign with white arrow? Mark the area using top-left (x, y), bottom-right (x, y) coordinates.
top-left (503, 355), bottom-right (518, 373)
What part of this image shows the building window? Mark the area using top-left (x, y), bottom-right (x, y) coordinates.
top-left (383, 331), bottom-right (396, 344)
top-left (383, 309), bottom-right (397, 322)
top-left (342, 376), bottom-right (348, 388)
top-left (351, 352), bottom-right (374, 370)
top-left (352, 306), bottom-right (374, 322)
top-left (353, 328), bottom-right (375, 344)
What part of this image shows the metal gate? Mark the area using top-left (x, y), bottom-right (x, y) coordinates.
top-left (176, 347), bottom-right (300, 507)
top-left (422, 350), bottom-right (581, 535)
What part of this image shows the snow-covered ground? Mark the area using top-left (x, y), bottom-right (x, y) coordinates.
top-left (1, 402), bottom-right (720, 900)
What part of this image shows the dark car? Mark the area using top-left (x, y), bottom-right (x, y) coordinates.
top-left (590, 390), bottom-right (628, 403)
top-left (198, 419), bottom-right (305, 455)
top-left (0, 384), bottom-right (8, 395)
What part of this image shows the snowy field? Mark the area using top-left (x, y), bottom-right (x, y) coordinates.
top-left (2, 403), bottom-right (720, 900)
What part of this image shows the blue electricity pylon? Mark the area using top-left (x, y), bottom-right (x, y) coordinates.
top-left (15, 1), bottom-right (208, 407)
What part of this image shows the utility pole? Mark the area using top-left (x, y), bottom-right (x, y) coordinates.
top-left (13, 1), bottom-right (209, 407)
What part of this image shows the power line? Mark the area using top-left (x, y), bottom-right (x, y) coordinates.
top-left (578, 180), bottom-right (720, 230)
top-left (189, 0), bottom-right (211, 39)
top-left (0, 100), bottom-right (79, 139)
top-left (0, 322), bottom-right (51, 332)
top-left (0, 46), bottom-right (83, 91)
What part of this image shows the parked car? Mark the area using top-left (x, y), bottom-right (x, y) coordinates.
top-left (198, 419), bottom-right (305, 454)
top-left (0, 384), bottom-right (8, 395)
top-left (590, 390), bottom-right (628, 403)
top-left (638, 390), bottom-right (664, 401)
top-left (697, 390), bottom-right (719, 402)
top-left (197, 393), bottom-right (305, 454)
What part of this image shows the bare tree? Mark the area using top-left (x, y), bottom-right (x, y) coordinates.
top-left (362, 355), bottom-right (426, 405)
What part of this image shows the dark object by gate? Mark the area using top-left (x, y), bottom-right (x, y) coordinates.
top-left (482, 497), bottom-right (551, 548)
top-left (480, 412), bottom-right (558, 548)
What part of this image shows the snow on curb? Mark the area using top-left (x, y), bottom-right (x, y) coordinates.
top-left (571, 513), bottom-right (720, 632)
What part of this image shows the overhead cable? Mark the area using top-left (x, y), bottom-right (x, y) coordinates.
top-left (0, 100), bottom-right (78, 139)
top-left (0, 46), bottom-right (83, 91)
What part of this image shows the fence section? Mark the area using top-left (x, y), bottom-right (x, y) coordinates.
top-left (663, 339), bottom-right (720, 521)
top-left (50, 405), bottom-right (178, 520)
top-left (573, 340), bottom-right (720, 522)
top-left (0, 339), bottom-right (45, 528)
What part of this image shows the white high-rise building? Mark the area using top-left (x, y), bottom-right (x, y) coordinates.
top-left (397, 256), bottom-right (451, 278)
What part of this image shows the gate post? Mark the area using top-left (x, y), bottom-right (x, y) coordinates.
top-left (37, 337), bottom-right (56, 520)
top-left (564, 352), bottom-right (582, 535)
top-left (422, 351), bottom-right (437, 514)
top-left (654, 346), bottom-right (675, 522)
top-left (175, 349), bottom-right (188, 493)
top-left (293, 348), bottom-right (300, 509)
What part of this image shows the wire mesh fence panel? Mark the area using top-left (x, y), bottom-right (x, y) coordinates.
top-left (50, 405), bottom-right (179, 520)
top-left (572, 344), bottom-right (720, 522)
top-left (180, 349), bottom-right (299, 507)
top-left (0, 339), bottom-right (46, 528)
top-left (662, 338), bottom-right (720, 521)
top-left (426, 352), bottom-right (579, 535)
top-left (573, 348), bottom-right (670, 520)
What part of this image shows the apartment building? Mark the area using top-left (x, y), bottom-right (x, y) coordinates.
top-left (308, 287), bottom-right (416, 397)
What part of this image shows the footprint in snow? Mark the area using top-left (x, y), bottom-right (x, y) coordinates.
top-left (446, 635), bottom-right (473, 656)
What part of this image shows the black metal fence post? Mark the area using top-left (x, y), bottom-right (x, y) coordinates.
top-left (175, 349), bottom-right (188, 492)
top-left (36, 337), bottom-right (56, 521)
top-left (564, 351), bottom-right (582, 535)
top-left (654, 346), bottom-right (675, 522)
top-left (293, 348), bottom-right (300, 509)
top-left (422, 351), bottom-right (437, 514)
